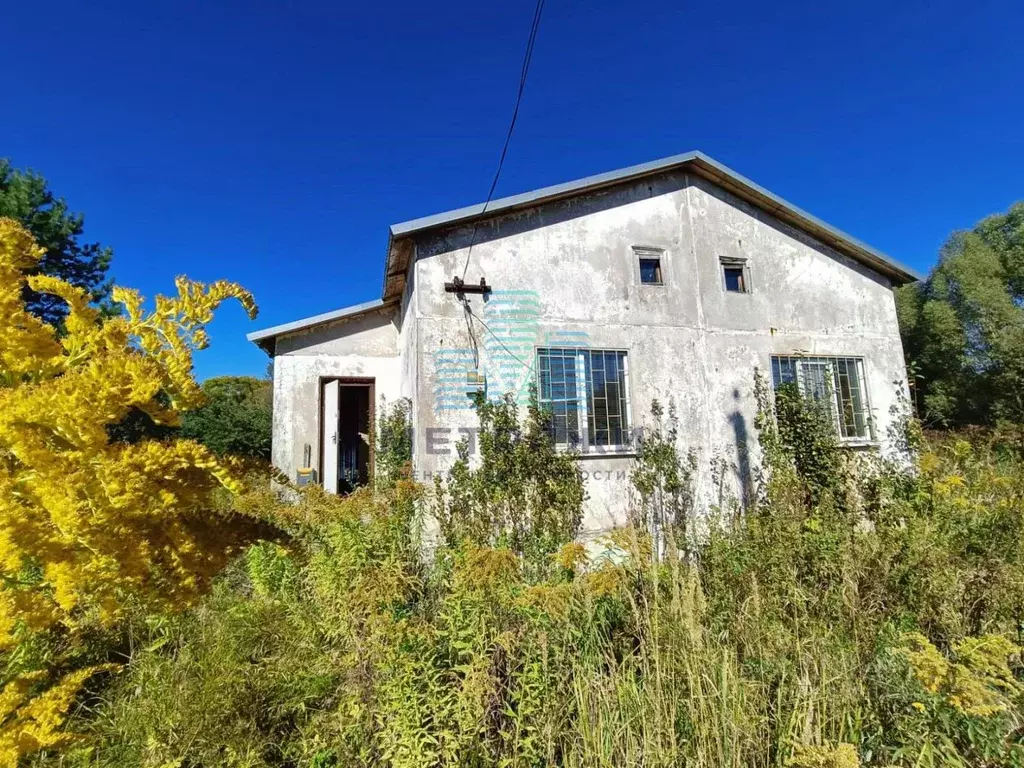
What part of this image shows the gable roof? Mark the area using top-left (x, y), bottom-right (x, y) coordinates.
top-left (249, 151), bottom-right (920, 354)
top-left (380, 150), bottom-right (920, 301)
top-left (246, 298), bottom-right (394, 354)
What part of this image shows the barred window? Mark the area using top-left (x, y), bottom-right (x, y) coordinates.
top-left (770, 355), bottom-right (872, 440)
top-left (537, 348), bottom-right (631, 451)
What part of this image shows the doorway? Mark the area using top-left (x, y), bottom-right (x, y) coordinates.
top-left (320, 378), bottom-right (374, 494)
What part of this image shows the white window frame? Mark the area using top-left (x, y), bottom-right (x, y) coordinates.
top-left (536, 347), bottom-right (633, 454)
top-left (770, 354), bottom-right (875, 442)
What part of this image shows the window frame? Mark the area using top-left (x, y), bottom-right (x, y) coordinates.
top-left (633, 246), bottom-right (667, 287)
top-left (720, 256), bottom-right (751, 294)
top-left (769, 354), bottom-right (875, 442)
top-left (536, 346), bottom-right (634, 454)
top-left (638, 257), bottom-right (663, 285)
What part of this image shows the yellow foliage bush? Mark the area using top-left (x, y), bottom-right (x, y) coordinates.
top-left (0, 217), bottom-right (261, 763)
top-left (787, 743), bottom-right (860, 768)
top-left (0, 664), bottom-right (116, 765)
top-left (899, 632), bottom-right (1022, 718)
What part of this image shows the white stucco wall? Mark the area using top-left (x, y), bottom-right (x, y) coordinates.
top-left (271, 307), bottom-right (401, 483)
top-left (264, 169), bottom-right (909, 539)
top-left (406, 171), bottom-right (909, 537)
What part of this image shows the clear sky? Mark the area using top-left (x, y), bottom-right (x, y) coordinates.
top-left (3, 0), bottom-right (1021, 380)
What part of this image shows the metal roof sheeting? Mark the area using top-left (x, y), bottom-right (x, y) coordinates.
top-left (246, 298), bottom-right (395, 354)
top-left (250, 151), bottom-right (920, 355)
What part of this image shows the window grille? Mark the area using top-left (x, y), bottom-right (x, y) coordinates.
top-left (537, 348), bottom-right (631, 451)
top-left (770, 355), bottom-right (873, 440)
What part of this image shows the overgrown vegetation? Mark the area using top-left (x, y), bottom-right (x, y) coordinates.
top-left (36, 374), bottom-right (1024, 768)
top-left (8, 184), bottom-right (1024, 765)
top-left (431, 391), bottom-right (584, 573)
top-left (0, 218), bottom-right (265, 764)
top-left (374, 396), bottom-right (413, 489)
top-left (631, 398), bottom-right (697, 559)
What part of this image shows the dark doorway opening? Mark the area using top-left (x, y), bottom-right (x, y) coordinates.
top-left (337, 385), bottom-right (371, 492)
top-left (320, 378), bottom-right (374, 494)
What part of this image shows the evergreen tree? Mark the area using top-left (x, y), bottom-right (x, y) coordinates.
top-left (0, 159), bottom-right (112, 326)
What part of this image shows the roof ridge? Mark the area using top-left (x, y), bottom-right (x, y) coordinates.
top-left (380, 151), bottom-right (920, 302)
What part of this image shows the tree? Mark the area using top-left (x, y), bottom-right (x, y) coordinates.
top-left (897, 202), bottom-right (1024, 428)
top-left (0, 160), bottom-right (112, 326)
top-left (181, 376), bottom-right (273, 460)
top-left (0, 217), bottom-right (262, 762)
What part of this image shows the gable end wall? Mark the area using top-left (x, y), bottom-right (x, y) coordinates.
top-left (407, 170), bottom-right (907, 536)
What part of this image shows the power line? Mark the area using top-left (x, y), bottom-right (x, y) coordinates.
top-left (463, 302), bottom-right (536, 374)
top-left (460, 0), bottom-right (547, 280)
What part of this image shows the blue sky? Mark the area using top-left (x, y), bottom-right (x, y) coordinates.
top-left (3, 0), bottom-right (1021, 380)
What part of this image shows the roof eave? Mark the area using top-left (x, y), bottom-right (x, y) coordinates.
top-left (686, 153), bottom-right (922, 285)
top-left (246, 298), bottom-right (396, 357)
top-left (381, 151), bottom-right (921, 296)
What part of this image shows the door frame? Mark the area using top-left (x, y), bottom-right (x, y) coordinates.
top-left (318, 376), bottom-right (376, 491)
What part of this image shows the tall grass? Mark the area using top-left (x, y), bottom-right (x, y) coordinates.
top-left (44, 417), bottom-right (1024, 767)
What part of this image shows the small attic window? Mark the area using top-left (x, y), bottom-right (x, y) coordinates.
top-left (639, 258), bottom-right (663, 285)
top-left (720, 257), bottom-right (749, 293)
top-left (635, 247), bottom-right (664, 285)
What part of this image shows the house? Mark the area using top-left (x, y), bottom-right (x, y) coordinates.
top-left (248, 151), bottom-right (919, 534)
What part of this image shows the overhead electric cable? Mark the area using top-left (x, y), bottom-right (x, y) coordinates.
top-left (459, 0), bottom-right (547, 280)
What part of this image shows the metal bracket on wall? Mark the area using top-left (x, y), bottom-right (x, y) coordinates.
top-left (444, 276), bottom-right (491, 295)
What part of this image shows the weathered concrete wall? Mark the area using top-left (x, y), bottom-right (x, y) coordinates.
top-left (271, 307), bottom-right (400, 483)
top-left (408, 171), bottom-right (908, 537)
top-left (396, 260), bottom-right (420, 440)
top-left (275, 309), bottom-right (398, 357)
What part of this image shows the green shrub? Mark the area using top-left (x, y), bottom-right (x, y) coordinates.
top-left (431, 390), bottom-right (584, 574)
top-left (180, 375), bottom-right (273, 460)
top-left (376, 396), bottom-right (413, 489)
top-left (631, 398), bottom-right (697, 560)
top-left (40, 381), bottom-right (1024, 768)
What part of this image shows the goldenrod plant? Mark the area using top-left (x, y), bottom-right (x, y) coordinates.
top-left (69, 390), bottom-right (1024, 767)
top-left (9, 208), bottom-right (1024, 765)
top-left (0, 218), bottom-right (261, 763)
